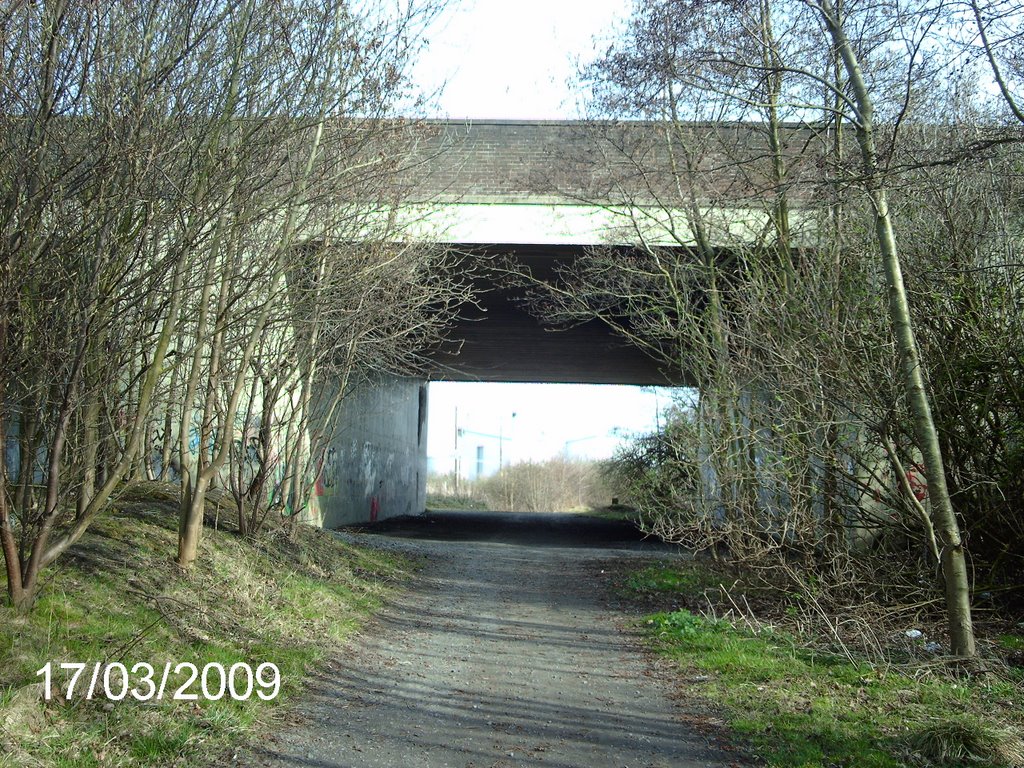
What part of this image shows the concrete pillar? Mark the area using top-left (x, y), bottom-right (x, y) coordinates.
top-left (314, 375), bottom-right (428, 528)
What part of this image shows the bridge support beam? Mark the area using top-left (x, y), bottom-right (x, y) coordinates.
top-left (314, 376), bottom-right (428, 528)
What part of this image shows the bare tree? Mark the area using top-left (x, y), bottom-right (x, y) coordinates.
top-left (969, 0), bottom-right (1024, 124)
top-left (167, 1), bottom-right (455, 567)
top-left (803, 0), bottom-right (975, 657)
top-left (0, 0), bottom-right (216, 610)
top-left (528, 0), bottom-right (1024, 657)
top-left (0, 0), bottom-right (462, 603)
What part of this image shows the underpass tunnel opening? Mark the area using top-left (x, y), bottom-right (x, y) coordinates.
top-left (428, 244), bottom-right (695, 387)
top-left (425, 381), bottom-right (691, 515)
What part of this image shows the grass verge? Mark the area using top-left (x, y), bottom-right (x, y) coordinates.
top-left (578, 504), bottom-right (641, 523)
top-left (425, 493), bottom-right (489, 511)
top-left (622, 562), bottom-right (1024, 768)
top-left (0, 483), bottom-right (413, 767)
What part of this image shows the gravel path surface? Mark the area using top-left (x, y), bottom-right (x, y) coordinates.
top-left (239, 511), bottom-right (735, 768)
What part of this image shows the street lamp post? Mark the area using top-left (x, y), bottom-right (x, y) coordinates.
top-left (499, 411), bottom-right (517, 469)
top-left (453, 406), bottom-right (460, 493)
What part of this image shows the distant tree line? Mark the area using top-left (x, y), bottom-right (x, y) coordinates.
top-left (428, 456), bottom-right (615, 514)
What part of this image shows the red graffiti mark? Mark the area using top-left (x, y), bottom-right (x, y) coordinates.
top-left (314, 453), bottom-right (326, 496)
top-left (906, 464), bottom-right (928, 502)
top-left (369, 496), bottom-right (380, 522)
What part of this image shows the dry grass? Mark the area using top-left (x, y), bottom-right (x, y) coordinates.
top-left (910, 719), bottom-right (1024, 767)
top-left (0, 481), bottom-right (412, 767)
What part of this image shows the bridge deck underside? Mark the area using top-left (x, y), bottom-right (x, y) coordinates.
top-left (426, 244), bottom-right (687, 386)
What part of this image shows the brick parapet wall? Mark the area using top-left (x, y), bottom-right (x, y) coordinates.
top-left (400, 119), bottom-right (832, 207)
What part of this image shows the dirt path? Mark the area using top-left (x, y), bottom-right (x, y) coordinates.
top-left (239, 511), bottom-right (735, 768)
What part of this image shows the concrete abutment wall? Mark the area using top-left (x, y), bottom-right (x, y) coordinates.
top-left (315, 376), bottom-right (428, 528)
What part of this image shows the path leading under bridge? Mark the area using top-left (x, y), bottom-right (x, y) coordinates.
top-left (315, 120), bottom-right (821, 527)
top-left (238, 511), bottom-right (736, 768)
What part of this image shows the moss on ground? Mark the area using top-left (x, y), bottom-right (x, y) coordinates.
top-left (0, 483), bottom-right (412, 767)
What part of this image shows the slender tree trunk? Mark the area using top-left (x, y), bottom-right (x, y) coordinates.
top-left (177, 252), bottom-right (217, 562)
top-left (20, 311), bottom-right (92, 603)
top-left (177, 262), bottom-right (284, 567)
top-left (760, 0), bottom-right (795, 286)
top-left (159, 359), bottom-right (180, 481)
top-left (38, 252), bottom-right (187, 570)
top-left (178, 474), bottom-right (211, 566)
top-left (76, 384), bottom-right (101, 519)
top-left (0, 315), bottom-right (30, 611)
top-left (813, 0), bottom-right (976, 657)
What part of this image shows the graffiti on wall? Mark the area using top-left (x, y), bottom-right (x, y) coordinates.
top-left (315, 446), bottom-right (339, 497)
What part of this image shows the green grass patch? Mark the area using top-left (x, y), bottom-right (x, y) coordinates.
top-left (0, 483), bottom-right (412, 768)
top-left (624, 563), bottom-right (718, 594)
top-left (628, 564), bottom-right (1024, 768)
top-left (998, 634), bottom-right (1024, 651)
top-left (425, 493), bottom-right (489, 511)
top-left (577, 504), bottom-right (640, 522)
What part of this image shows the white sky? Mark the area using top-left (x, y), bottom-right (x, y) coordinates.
top-left (415, 0), bottom-right (630, 120)
top-left (427, 383), bottom-right (677, 473)
top-left (416, 2), bottom-right (668, 472)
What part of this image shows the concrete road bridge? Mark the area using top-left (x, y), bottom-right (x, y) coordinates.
top-left (317, 120), bottom-right (822, 527)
